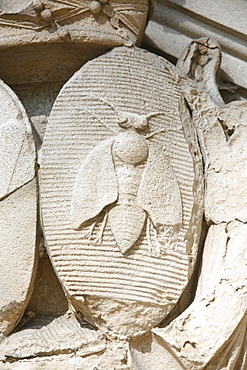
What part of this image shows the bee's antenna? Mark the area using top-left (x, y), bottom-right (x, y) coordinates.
top-left (146, 112), bottom-right (164, 119)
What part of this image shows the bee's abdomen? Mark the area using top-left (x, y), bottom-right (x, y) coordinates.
top-left (108, 204), bottom-right (146, 254)
top-left (115, 164), bottom-right (143, 204)
top-left (110, 160), bottom-right (147, 252)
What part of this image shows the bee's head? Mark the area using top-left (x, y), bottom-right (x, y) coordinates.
top-left (118, 112), bottom-right (149, 131)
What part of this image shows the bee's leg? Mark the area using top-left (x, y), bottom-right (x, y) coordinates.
top-left (89, 220), bottom-right (97, 241)
top-left (82, 219), bottom-right (97, 240)
top-left (152, 225), bottom-right (161, 257)
top-left (148, 218), bottom-right (163, 257)
top-left (147, 216), bottom-right (153, 253)
top-left (94, 212), bottom-right (108, 245)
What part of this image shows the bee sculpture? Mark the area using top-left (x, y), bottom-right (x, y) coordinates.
top-left (71, 98), bottom-right (182, 254)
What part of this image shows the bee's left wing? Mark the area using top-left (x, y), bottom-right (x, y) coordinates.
top-left (137, 144), bottom-right (182, 228)
top-left (0, 119), bottom-right (35, 200)
top-left (71, 138), bottom-right (118, 230)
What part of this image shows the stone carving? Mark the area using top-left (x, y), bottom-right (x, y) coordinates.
top-left (154, 38), bottom-right (247, 369)
top-left (71, 107), bottom-right (182, 254)
top-left (177, 37), bottom-right (224, 107)
top-left (0, 79), bottom-right (37, 338)
top-left (0, 0), bottom-right (246, 367)
top-left (0, 312), bottom-right (106, 359)
top-left (0, 0), bottom-right (151, 46)
top-left (145, 0), bottom-right (247, 93)
top-left (40, 45), bottom-right (203, 367)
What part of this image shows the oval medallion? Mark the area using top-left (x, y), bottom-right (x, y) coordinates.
top-left (41, 46), bottom-right (203, 339)
top-left (0, 79), bottom-right (37, 337)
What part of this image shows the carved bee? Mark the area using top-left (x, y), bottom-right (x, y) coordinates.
top-left (71, 98), bottom-right (182, 254)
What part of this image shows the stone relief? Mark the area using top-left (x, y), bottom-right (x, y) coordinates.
top-left (71, 108), bottom-right (183, 254)
top-left (0, 79), bottom-right (37, 338)
top-left (154, 38), bottom-right (247, 370)
top-left (40, 47), bottom-right (203, 364)
top-left (0, 0), bottom-right (151, 46)
top-left (0, 1), bottom-right (246, 369)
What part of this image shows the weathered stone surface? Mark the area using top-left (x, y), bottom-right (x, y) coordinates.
top-left (177, 38), bottom-right (247, 222)
top-left (40, 45), bottom-right (203, 365)
top-left (0, 0), bottom-right (150, 48)
top-left (145, 0), bottom-right (247, 90)
top-left (0, 312), bottom-right (105, 360)
top-left (0, 0), bottom-right (151, 89)
top-left (14, 82), bottom-right (63, 144)
top-left (130, 332), bottom-right (183, 370)
top-left (0, 80), bottom-right (37, 337)
top-left (0, 353), bottom-right (102, 370)
top-left (26, 254), bottom-right (68, 315)
top-left (153, 36), bottom-right (247, 370)
top-left (0, 80), bottom-right (35, 199)
top-left (154, 221), bottom-right (247, 369)
top-left (1, 0), bottom-right (247, 367)
top-left (0, 179), bottom-right (37, 337)
top-left (177, 37), bottom-right (224, 107)
top-left (203, 101), bottom-right (247, 224)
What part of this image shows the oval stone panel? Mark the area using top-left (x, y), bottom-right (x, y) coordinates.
top-left (0, 79), bottom-right (37, 337)
top-left (41, 46), bottom-right (203, 339)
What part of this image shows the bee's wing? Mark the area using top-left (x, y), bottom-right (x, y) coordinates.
top-left (0, 119), bottom-right (35, 200)
top-left (137, 144), bottom-right (182, 227)
top-left (71, 138), bottom-right (118, 229)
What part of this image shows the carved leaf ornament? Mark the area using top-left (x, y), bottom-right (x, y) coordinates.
top-left (0, 0), bottom-right (149, 44)
top-left (41, 46), bottom-right (203, 339)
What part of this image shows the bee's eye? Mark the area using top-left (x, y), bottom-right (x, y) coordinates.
top-left (135, 121), bottom-right (148, 131)
top-left (119, 120), bottom-right (131, 129)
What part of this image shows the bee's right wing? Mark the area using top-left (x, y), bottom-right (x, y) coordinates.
top-left (71, 139), bottom-right (118, 230)
top-left (137, 144), bottom-right (182, 228)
